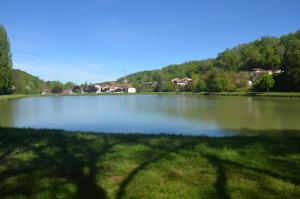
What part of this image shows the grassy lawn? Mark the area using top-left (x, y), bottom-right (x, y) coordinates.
top-left (1, 92), bottom-right (300, 102)
top-left (0, 94), bottom-right (27, 101)
top-left (202, 92), bottom-right (300, 97)
top-left (0, 128), bottom-right (299, 199)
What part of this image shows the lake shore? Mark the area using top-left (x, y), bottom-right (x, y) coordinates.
top-left (1, 91), bottom-right (300, 102)
top-left (0, 94), bottom-right (27, 101)
top-left (0, 127), bottom-right (299, 199)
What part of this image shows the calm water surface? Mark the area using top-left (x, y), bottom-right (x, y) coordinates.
top-left (0, 95), bottom-right (300, 136)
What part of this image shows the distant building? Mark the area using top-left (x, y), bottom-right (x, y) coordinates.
top-left (128, 87), bottom-right (136, 93)
top-left (144, 82), bottom-right (158, 87)
top-left (101, 82), bottom-right (120, 92)
top-left (62, 89), bottom-right (73, 95)
top-left (42, 89), bottom-right (51, 95)
top-left (100, 82), bottom-right (136, 93)
top-left (250, 68), bottom-right (283, 81)
top-left (171, 77), bottom-right (192, 86)
top-left (251, 68), bottom-right (271, 81)
top-left (247, 80), bottom-right (253, 88)
top-left (94, 84), bottom-right (102, 93)
top-left (273, 69), bottom-right (283, 74)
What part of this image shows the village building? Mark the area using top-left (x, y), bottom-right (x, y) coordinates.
top-left (94, 84), bottom-right (102, 93)
top-left (171, 77), bottom-right (192, 86)
top-left (42, 89), bottom-right (51, 95)
top-left (128, 87), bottom-right (136, 93)
top-left (62, 89), bottom-right (73, 95)
top-left (100, 82), bottom-right (136, 93)
top-left (144, 82), bottom-right (158, 87)
top-left (101, 82), bottom-right (120, 92)
top-left (251, 68), bottom-right (272, 81)
top-left (273, 69), bottom-right (283, 74)
top-left (247, 80), bottom-right (253, 88)
top-left (250, 68), bottom-right (283, 81)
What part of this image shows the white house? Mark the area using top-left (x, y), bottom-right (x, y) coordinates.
top-left (247, 80), bottom-right (253, 88)
top-left (42, 89), bottom-right (51, 95)
top-left (251, 68), bottom-right (273, 81)
top-left (94, 84), bottom-right (102, 93)
top-left (171, 77), bottom-right (192, 86)
top-left (128, 87), bottom-right (136, 93)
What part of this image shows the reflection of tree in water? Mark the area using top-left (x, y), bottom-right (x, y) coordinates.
top-left (136, 95), bottom-right (300, 131)
top-left (0, 101), bottom-right (13, 127)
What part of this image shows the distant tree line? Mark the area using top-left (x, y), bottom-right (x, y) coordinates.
top-left (11, 68), bottom-right (100, 94)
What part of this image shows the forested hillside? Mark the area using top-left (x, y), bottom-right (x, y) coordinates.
top-left (118, 30), bottom-right (300, 92)
top-left (12, 69), bottom-right (45, 94)
top-left (12, 69), bottom-right (77, 94)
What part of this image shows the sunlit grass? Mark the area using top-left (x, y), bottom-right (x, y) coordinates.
top-left (0, 128), bottom-right (299, 198)
top-left (1, 92), bottom-right (300, 102)
top-left (0, 94), bottom-right (27, 101)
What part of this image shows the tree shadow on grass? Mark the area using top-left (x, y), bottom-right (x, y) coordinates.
top-left (0, 128), bottom-right (129, 199)
top-left (0, 128), bottom-right (300, 199)
top-left (0, 131), bottom-right (35, 163)
top-left (196, 130), bottom-right (300, 199)
top-left (202, 154), bottom-right (231, 199)
top-left (121, 138), bottom-right (232, 199)
top-left (116, 138), bottom-right (198, 199)
top-left (116, 133), bottom-right (300, 199)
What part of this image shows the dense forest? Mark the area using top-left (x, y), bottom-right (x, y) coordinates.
top-left (0, 23), bottom-right (300, 94)
top-left (12, 69), bottom-right (77, 94)
top-left (118, 30), bottom-right (300, 92)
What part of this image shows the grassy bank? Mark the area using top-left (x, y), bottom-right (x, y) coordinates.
top-left (1, 92), bottom-right (300, 101)
top-left (0, 94), bottom-right (27, 101)
top-left (199, 92), bottom-right (300, 97)
top-left (0, 128), bottom-right (299, 199)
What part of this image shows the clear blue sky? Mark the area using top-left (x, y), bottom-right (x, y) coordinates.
top-left (1, 0), bottom-right (299, 84)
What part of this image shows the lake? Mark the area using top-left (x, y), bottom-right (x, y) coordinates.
top-left (1, 94), bottom-right (300, 136)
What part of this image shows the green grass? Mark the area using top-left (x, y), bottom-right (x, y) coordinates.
top-left (0, 128), bottom-right (299, 199)
top-left (199, 92), bottom-right (300, 97)
top-left (1, 92), bottom-right (300, 102)
top-left (0, 94), bottom-right (27, 101)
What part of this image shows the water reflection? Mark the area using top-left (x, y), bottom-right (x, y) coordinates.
top-left (0, 95), bottom-right (299, 136)
top-left (0, 101), bottom-right (13, 127)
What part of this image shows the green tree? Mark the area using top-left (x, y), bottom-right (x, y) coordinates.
top-left (64, 82), bottom-right (75, 89)
top-left (49, 81), bottom-right (64, 90)
top-left (259, 37), bottom-right (283, 69)
top-left (206, 70), bottom-right (229, 92)
top-left (197, 79), bottom-right (206, 92)
top-left (51, 86), bottom-right (63, 94)
top-left (282, 37), bottom-right (300, 70)
top-left (253, 74), bottom-right (275, 92)
top-left (72, 86), bottom-right (82, 93)
top-left (192, 77), bottom-right (206, 92)
top-left (0, 25), bottom-right (13, 94)
top-left (240, 44), bottom-right (262, 70)
top-left (216, 49), bottom-right (241, 71)
top-left (160, 81), bottom-right (173, 92)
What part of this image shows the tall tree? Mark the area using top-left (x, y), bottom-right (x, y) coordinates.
top-left (253, 74), bottom-right (275, 92)
top-left (0, 25), bottom-right (13, 94)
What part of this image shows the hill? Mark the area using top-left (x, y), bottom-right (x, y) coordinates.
top-left (12, 69), bottom-right (46, 94)
top-left (12, 69), bottom-right (76, 94)
top-left (117, 30), bottom-right (300, 92)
